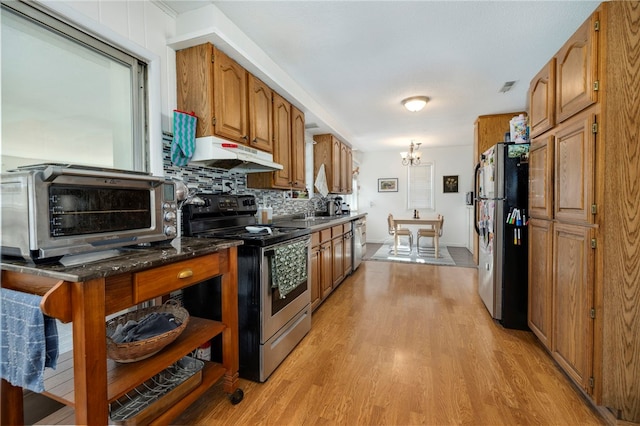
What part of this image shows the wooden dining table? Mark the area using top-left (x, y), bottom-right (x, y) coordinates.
top-left (393, 217), bottom-right (442, 257)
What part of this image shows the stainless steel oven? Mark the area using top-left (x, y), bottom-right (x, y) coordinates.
top-left (181, 194), bottom-right (311, 382)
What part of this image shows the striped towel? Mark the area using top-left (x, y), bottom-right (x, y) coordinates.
top-left (171, 110), bottom-right (197, 166)
top-left (0, 288), bottom-right (58, 393)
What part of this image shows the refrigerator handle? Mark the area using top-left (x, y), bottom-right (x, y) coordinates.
top-left (474, 162), bottom-right (481, 235)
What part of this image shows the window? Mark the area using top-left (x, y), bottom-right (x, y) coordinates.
top-left (407, 163), bottom-right (434, 210)
top-left (1, 1), bottom-right (148, 172)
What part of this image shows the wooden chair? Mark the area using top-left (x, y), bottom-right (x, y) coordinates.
top-left (388, 214), bottom-right (413, 254)
top-left (417, 215), bottom-right (444, 257)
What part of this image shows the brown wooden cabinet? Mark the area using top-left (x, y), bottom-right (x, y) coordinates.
top-left (331, 225), bottom-right (344, 286)
top-left (528, 218), bottom-right (554, 350)
top-left (554, 107), bottom-right (597, 225)
top-left (313, 133), bottom-right (352, 194)
top-left (473, 112), bottom-right (525, 163)
top-left (528, 134), bottom-right (554, 220)
top-left (177, 43), bottom-right (276, 151)
top-left (527, 3), bottom-right (640, 422)
top-left (310, 232), bottom-right (321, 311)
top-left (555, 12), bottom-right (599, 124)
top-left (248, 97), bottom-right (306, 190)
top-left (319, 229), bottom-right (333, 300)
top-left (529, 59), bottom-right (556, 138)
top-left (343, 223), bottom-right (353, 277)
top-left (247, 74), bottom-right (273, 153)
top-left (552, 222), bottom-right (594, 394)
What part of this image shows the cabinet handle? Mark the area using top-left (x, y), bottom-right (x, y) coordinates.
top-left (252, 138), bottom-right (257, 143)
top-left (242, 135), bottom-right (248, 141)
top-left (177, 269), bottom-right (194, 279)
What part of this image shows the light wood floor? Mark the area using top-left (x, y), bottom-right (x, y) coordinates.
top-left (174, 260), bottom-right (604, 425)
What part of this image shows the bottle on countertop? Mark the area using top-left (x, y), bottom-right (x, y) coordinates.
top-left (266, 204), bottom-right (273, 224)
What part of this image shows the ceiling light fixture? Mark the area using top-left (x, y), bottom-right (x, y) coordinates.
top-left (401, 140), bottom-right (422, 166)
top-left (402, 96), bottom-right (429, 112)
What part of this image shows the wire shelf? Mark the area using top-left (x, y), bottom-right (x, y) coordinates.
top-left (109, 356), bottom-right (204, 423)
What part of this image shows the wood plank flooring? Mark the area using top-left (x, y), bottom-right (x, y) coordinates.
top-left (174, 260), bottom-right (604, 425)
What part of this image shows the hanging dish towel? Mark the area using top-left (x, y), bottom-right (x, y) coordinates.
top-left (0, 288), bottom-right (58, 393)
top-left (271, 239), bottom-right (308, 299)
top-left (314, 163), bottom-right (329, 197)
top-left (171, 110), bottom-right (197, 166)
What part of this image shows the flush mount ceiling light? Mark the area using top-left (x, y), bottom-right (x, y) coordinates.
top-left (402, 96), bottom-right (429, 112)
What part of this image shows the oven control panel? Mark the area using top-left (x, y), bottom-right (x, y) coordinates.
top-left (185, 194), bottom-right (257, 216)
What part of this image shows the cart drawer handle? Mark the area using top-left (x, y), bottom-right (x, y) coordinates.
top-left (177, 269), bottom-right (193, 279)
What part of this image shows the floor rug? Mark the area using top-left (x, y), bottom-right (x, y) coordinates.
top-left (367, 243), bottom-right (456, 266)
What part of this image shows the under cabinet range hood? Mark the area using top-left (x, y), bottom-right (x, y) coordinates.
top-left (189, 136), bottom-right (284, 173)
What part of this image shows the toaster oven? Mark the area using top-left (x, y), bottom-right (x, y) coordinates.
top-left (1, 164), bottom-right (177, 262)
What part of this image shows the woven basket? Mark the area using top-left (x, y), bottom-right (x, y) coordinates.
top-left (106, 300), bottom-right (189, 363)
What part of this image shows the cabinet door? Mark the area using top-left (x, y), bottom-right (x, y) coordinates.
top-left (331, 137), bottom-right (342, 193)
top-left (554, 108), bottom-right (596, 224)
top-left (272, 93), bottom-right (292, 188)
top-left (345, 146), bottom-right (353, 193)
top-left (529, 59), bottom-right (556, 138)
top-left (290, 105), bottom-right (306, 189)
top-left (213, 47), bottom-right (248, 143)
top-left (247, 74), bottom-right (273, 153)
top-left (529, 134), bottom-right (554, 220)
top-left (552, 222), bottom-right (594, 394)
top-left (176, 44), bottom-right (215, 137)
top-left (555, 12), bottom-right (598, 123)
top-left (340, 143), bottom-right (353, 194)
top-left (343, 230), bottom-right (353, 277)
top-left (332, 237), bottom-right (344, 286)
top-left (320, 242), bottom-right (333, 299)
top-left (310, 242), bottom-right (321, 311)
top-left (528, 218), bottom-right (554, 350)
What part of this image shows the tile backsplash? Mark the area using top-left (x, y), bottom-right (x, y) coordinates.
top-left (162, 133), bottom-right (324, 217)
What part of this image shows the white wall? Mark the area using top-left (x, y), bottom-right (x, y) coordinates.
top-left (359, 145), bottom-right (473, 247)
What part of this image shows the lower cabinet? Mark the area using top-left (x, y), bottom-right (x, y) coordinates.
top-left (552, 222), bottom-right (595, 395)
top-left (528, 218), bottom-right (554, 349)
top-left (310, 220), bottom-right (356, 312)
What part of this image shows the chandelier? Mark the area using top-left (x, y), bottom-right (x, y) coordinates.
top-left (401, 141), bottom-right (422, 166)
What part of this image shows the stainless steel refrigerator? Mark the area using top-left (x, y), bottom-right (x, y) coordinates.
top-left (474, 142), bottom-right (529, 329)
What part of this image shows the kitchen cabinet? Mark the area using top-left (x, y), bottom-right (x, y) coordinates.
top-left (177, 43), bottom-right (276, 153)
top-left (553, 107), bottom-right (596, 225)
top-left (343, 223), bottom-right (353, 277)
top-left (555, 13), bottom-right (598, 124)
top-left (0, 241), bottom-right (242, 425)
top-left (313, 133), bottom-right (352, 194)
top-left (527, 3), bottom-right (640, 422)
top-left (248, 74), bottom-right (273, 153)
top-left (248, 97), bottom-right (306, 190)
top-left (319, 228), bottom-right (333, 300)
top-left (310, 232), bottom-right (321, 310)
top-left (529, 59), bottom-right (556, 138)
top-left (528, 134), bottom-right (554, 220)
top-left (552, 222), bottom-right (595, 394)
top-left (528, 218), bottom-right (554, 350)
top-left (331, 225), bottom-right (344, 287)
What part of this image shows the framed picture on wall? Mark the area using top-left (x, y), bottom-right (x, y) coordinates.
top-left (443, 175), bottom-right (458, 193)
top-left (378, 178), bottom-right (398, 192)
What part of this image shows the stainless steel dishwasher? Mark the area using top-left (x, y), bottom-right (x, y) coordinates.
top-left (353, 217), bottom-right (366, 270)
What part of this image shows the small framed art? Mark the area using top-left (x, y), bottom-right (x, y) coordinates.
top-left (378, 178), bottom-right (398, 192)
top-left (443, 175), bottom-right (458, 193)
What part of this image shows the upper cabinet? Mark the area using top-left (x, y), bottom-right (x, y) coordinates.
top-left (176, 43), bottom-right (273, 152)
top-left (313, 134), bottom-right (352, 194)
top-left (555, 12), bottom-right (599, 124)
top-left (248, 74), bottom-right (274, 153)
top-left (473, 112), bottom-right (525, 164)
top-left (529, 59), bottom-right (556, 138)
top-left (248, 96), bottom-right (306, 190)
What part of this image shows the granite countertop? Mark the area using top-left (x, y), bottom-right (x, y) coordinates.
top-left (275, 212), bottom-right (367, 231)
top-left (0, 237), bottom-right (242, 282)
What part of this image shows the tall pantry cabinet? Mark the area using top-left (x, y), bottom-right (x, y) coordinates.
top-left (527, 2), bottom-right (640, 423)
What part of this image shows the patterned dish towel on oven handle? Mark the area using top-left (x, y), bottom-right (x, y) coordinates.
top-left (171, 110), bottom-right (197, 166)
top-left (270, 239), bottom-right (309, 299)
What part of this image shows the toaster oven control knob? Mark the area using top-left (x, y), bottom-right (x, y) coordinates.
top-left (164, 225), bottom-right (177, 236)
top-left (164, 211), bottom-right (177, 222)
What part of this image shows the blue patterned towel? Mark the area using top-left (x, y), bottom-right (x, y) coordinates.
top-left (0, 288), bottom-right (58, 393)
top-left (171, 110), bottom-right (197, 166)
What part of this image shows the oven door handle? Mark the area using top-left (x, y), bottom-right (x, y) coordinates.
top-left (42, 165), bottom-right (165, 185)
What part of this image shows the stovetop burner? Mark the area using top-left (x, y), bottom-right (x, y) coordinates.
top-left (181, 194), bottom-right (310, 246)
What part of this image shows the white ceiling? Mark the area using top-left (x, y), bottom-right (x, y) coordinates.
top-left (161, 1), bottom-right (600, 153)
